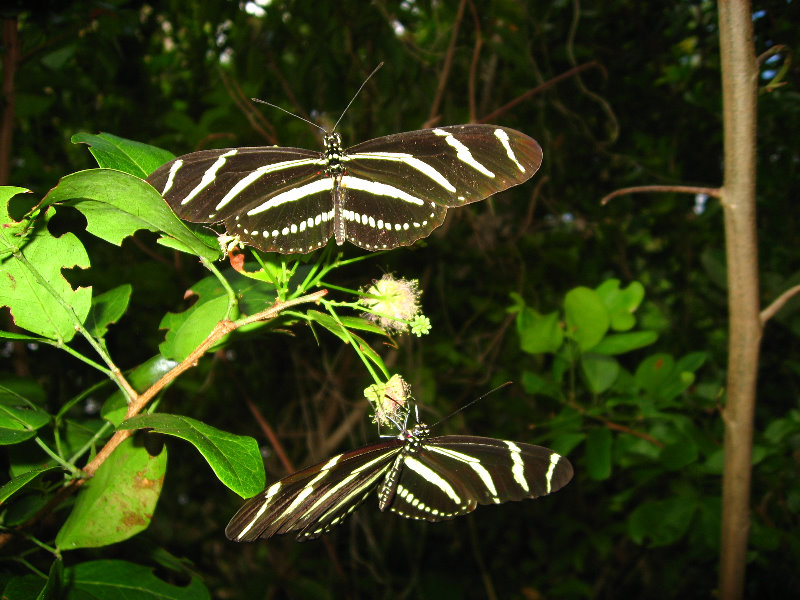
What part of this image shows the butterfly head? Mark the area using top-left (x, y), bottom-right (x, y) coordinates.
top-left (400, 422), bottom-right (430, 440)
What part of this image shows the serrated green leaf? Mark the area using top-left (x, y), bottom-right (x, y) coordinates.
top-left (0, 202), bottom-right (91, 342)
top-left (0, 465), bottom-right (61, 504)
top-left (40, 169), bottom-right (218, 260)
top-left (86, 284), bottom-right (132, 338)
top-left (71, 132), bottom-right (175, 177)
top-left (56, 436), bottom-right (167, 550)
top-left (564, 287), bottom-right (609, 351)
top-left (516, 307), bottom-right (563, 354)
top-left (118, 413), bottom-right (265, 498)
top-left (63, 559), bottom-right (210, 599)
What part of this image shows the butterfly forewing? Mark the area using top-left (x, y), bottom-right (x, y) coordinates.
top-left (345, 124), bottom-right (542, 207)
top-left (147, 146), bottom-right (336, 253)
top-left (386, 436), bottom-right (573, 522)
top-left (225, 440), bottom-right (402, 542)
top-left (147, 124), bottom-right (542, 253)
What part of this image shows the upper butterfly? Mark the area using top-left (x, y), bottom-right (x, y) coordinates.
top-left (146, 124), bottom-right (543, 254)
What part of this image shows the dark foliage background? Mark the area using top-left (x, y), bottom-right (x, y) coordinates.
top-left (1, 0), bottom-right (799, 598)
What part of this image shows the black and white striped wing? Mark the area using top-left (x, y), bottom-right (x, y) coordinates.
top-left (146, 146), bottom-right (337, 253)
top-left (337, 124), bottom-right (543, 250)
top-left (386, 436), bottom-right (573, 522)
top-left (225, 440), bottom-right (402, 542)
top-left (146, 124), bottom-right (542, 254)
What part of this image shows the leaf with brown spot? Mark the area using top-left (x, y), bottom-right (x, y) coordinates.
top-left (55, 436), bottom-right (167, 550)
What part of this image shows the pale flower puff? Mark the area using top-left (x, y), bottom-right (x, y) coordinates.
top-left (359, 274), bottom-right (422, 334)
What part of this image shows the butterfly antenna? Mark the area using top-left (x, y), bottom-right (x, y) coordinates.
top-left (431, 382), bottom-right (514, 427)
top-left (332, 62), bottom-right (384, 132)
top-left (251, 98), bottom-right (327, 133)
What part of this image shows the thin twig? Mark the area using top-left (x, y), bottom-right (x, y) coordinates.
top-left (600, 184), bottom-right (722, 205)
top-left (218, 67), bottom-right (278, 144)
top-left (465, 0), bottom-right (483, 123)
top-left (426, 0), bottom-right (467, 125)
top-left (568, 399), bottom-right (664, 447)
top-left (478, 61), bottom-right (602, 124)
top-left (760, 284), bottom-right (800, 326)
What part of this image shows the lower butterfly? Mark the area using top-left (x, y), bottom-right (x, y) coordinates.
top-left (226, 414), bottom-right (572, 542)
top-left (146, 124), bottom-right (543, 254)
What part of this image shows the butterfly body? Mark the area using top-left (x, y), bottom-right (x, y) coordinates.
top-left (225, 421), bottom-right (572, 542)
top-left (147, 124), bottom-right (543, 253)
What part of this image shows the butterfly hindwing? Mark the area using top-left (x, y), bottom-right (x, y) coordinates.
top-left (386, 436), bottom-right (572, 522)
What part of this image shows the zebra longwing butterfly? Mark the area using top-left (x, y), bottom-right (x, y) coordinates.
top-left (225, 416), bottom-right (572, 542)
top-left (146, 124), bottom-right (543, 254)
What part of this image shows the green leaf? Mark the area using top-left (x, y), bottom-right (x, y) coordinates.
top-left (40, 169), bottom-right (218, 260)
top-left (71, 132), bottom-right (175, 177)
top-left (580, 353), bottom-right (620, 394)
top-left (305, 311), bottom-right (388, 375)
top-left (585, 427), bottom-right (612, 480)
top-left (38, 558), bottom-right (63, 600)
top-left (516, 307), bottom-right (563, 354)
top-left (590, 331), bottom-right (658, 355)
top-left (86, 284), bottom-right (132, 339)
top-left (159, 294), bottom-right (229, 361)
top-left (0, 465), bottom-right (61, 504)
top-left (306, 310), bottom-right (387, 339)
top-left (56, 436), bottom-right (167, 550)
top-left (564, 287), bottom-right (609, 351)
top-left (158, 271), bottom-right (281, 361)
top-left (2, 574), bottom-right (47, 599)
top-left (118, 414), bottom-right (265, 498)
top-left (520, 370), bottom-right (561, 399)
top-left (0, 382), bottom-right (51, 443)
top-left (628, 497), bottom-right (698, 546)
top-left (0, 330), bottom-right (49, 342)
top-left (595, 279), bottom-right (645, 331)
top-left (0, 203), bottom-right (91, 342)
top-left (62, 559), bottom-right (210, 599)
top-left (660, 436), bottom-right (699, 470)
top-left (634, 354), bottom-right (676, 396)
top-left (635, 353), bottom-right (700, 401)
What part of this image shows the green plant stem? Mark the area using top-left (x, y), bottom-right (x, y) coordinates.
top-left (33, 436), bottom-right (80, 477)
top-left (201, 256), bottom-right (238, 319)
top-left (19, 533), bottom-right (58, 557)
top-left (67, 420), bottom-right (112, 465)
top-left (321, 299), bottom-right (386, 383)
top-left (11, 557), bottom-right (48, 579)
